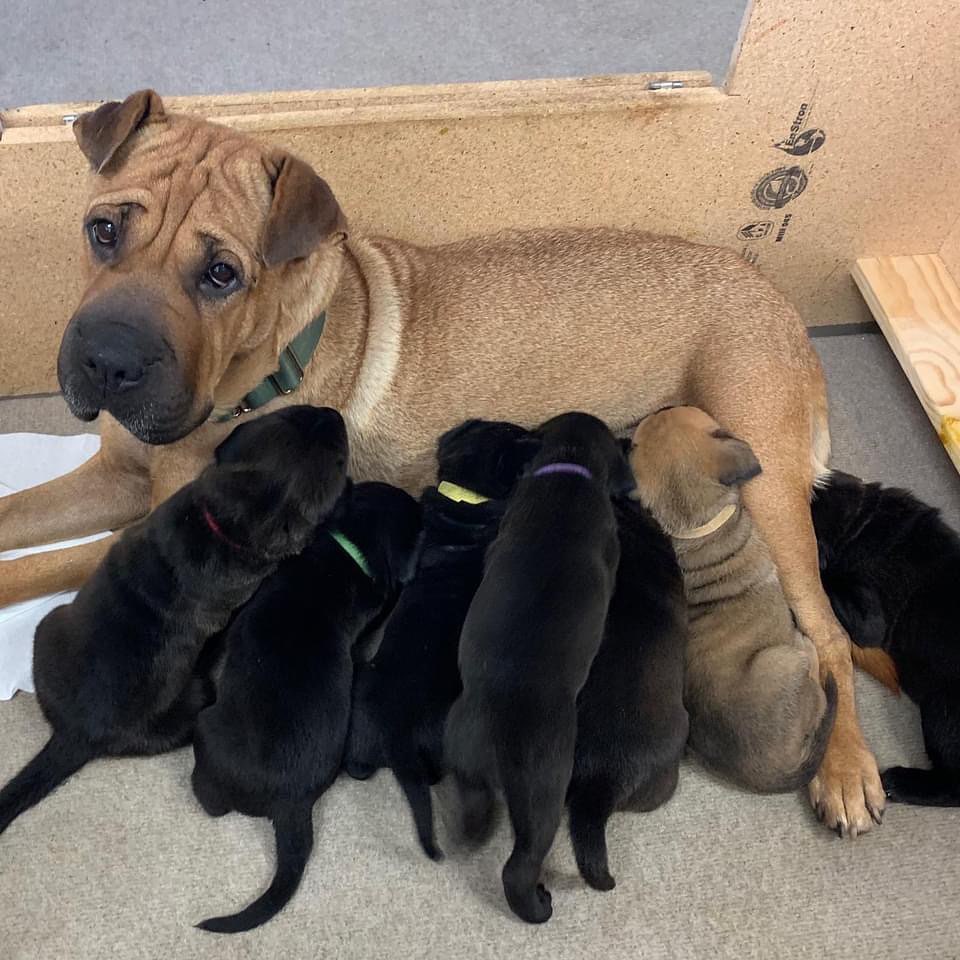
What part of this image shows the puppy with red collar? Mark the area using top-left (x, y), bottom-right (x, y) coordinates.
top-left (0, 406), bottom-right (348, 838)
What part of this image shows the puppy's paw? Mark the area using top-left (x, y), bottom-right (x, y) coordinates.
top-left (584, 869), bottom-right (616, 892)
top-left (808, 742), bottom-right (885, 837)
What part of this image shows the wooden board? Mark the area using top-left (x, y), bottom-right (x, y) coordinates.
top-left (852, 255), bottom-right (960, 473)
top-left (2, 0), bottom-right (960, 395)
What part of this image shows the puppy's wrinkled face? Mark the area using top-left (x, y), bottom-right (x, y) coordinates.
top-left (436, 419), bottom-right (541, 499)
top-left (630, 406), bottom-right (761, 535)
top-left (59, 90), bottom-right (347, 445)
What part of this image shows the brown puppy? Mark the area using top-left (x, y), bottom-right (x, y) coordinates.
top-left (0, 89), bottom-right (881, 835)
top-left (630, 407), bottom-right (837, 796)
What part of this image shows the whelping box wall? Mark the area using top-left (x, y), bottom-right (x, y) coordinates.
top-left (2, 0), bottom-right (959, 396)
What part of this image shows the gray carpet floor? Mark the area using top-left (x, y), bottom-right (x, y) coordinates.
top-left (1, 330), bottom-right (959, 959)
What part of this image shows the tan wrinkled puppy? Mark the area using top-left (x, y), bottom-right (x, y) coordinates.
top-left (630, 407), bottom-right (838, 795)
top-left (0, 89), bottom-right (884, 835)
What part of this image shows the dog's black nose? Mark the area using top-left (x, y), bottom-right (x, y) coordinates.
top-left (78, 324), bottom-right (148, 395)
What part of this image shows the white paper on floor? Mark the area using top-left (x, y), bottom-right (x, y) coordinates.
top-left (0, 433), bottom-right (109, 700)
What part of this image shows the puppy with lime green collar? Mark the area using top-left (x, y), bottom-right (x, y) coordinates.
top-left (190, 481), bottom-right (422, 934)
top-left (630, 407), bottom-right (838, 795)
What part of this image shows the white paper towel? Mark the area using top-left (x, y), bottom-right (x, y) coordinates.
top-left (0, 433), bottom-right (109, 699)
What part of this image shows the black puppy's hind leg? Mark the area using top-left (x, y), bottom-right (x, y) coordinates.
top-left (568, 786), bottom-right (616, 891)
top-left (395, 769), bottom-right (443, 861)
top-left (197, 801), bottom-right (315, 934)
top-left (500, 708), bottom-right (576, 924)
top-left (882, 767), bottom-right (960, 806)
top-left (138, 678), bottom-right (212, 755)
top-left (0, 735), bottom-right (93, 836)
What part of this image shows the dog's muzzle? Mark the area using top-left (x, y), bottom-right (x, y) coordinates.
top-left (57, 296), bottom-right (199, 444)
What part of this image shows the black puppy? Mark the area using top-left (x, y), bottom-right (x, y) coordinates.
top-left (344, 419), bottom-right (536, 860)
top-left (0, 405), bottom-right (348, 837)
top-left (191, 481), bottom-right (422, 934)
top-left (444, 411), bottom-right (634, 924)
top-left (567, 494), bottom-right (688, 891)
top-left (813, 469), bottom-right (960, 806)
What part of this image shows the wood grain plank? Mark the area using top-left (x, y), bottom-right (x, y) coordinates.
top-left (852, 254), bottom-right (960, 473)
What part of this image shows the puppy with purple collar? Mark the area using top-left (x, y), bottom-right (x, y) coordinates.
top-left (444, 411), bottom-right (634, 924)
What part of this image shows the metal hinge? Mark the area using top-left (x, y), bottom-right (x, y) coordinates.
top-left (648, 80), bottom-right (685, 90)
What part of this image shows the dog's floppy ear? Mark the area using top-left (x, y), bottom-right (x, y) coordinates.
top-left (73, 89), bottom-right (165, 174)
top-left (712, 431), bottom-right (762, 487)
top-left (262, 153), bottom-right (347, 268)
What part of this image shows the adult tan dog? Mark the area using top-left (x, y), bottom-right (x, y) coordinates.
top-left (630, 406), bottom-right (838, 794)
top-left (0, 89), bottom-right (882, 836)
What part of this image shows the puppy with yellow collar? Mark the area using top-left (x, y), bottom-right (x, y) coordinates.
top-left (630, 407), bottom-right (838, 795)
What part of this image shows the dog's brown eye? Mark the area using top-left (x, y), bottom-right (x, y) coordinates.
top-left (205, 261), bottom-right (237, 289)
top-left (90, 219), bottom-right (118, 247)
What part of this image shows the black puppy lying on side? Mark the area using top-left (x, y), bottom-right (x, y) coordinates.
top-left (0, 406), bottom-right (348, 837)
top-left (191, 481), bottom-right (422, 934)
top-left (445, 412), bottom-right (633, 924)
top-left (344, 419), bottom-right (536, 860)
top-left (813, 470), bottom-right (960, 806)
top-left (567, 493), bottom-right (688, 892)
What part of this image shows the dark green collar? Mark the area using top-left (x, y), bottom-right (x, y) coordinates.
top-left (211, 311), bottom-right (327, 423)
top-left (328, 530), bottom-right (374, 580)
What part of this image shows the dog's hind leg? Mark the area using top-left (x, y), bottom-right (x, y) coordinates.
top-left (884, 700), bottom-right (960, 806)
top-left (500, 707), bottom-right (576, 924)
top-left (132, 678), bottom-right (213, 756)
top-left (697, 357), bottom-right (884, 837)
top-left (568, 787), bottom-right (616, 891)
top-left (881, 767), bottom-right (960, 806)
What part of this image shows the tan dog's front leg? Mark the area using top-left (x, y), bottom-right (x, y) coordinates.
top-left (741, 471), bottom-right (885, 836)
top-left (0, 536), bottom-right (118, 606)
top-left (0, 422), bottom-right (150, 605)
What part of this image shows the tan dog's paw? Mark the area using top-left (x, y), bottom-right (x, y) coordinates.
top-left (809, 742), bottom-right (885, 838)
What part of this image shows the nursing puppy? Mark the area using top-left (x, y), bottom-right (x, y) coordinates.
top-left (445, 411), bottom-right (633, 924)
top-left (813, 470), bottom-right (960, 806)
top-left (567, 494), bottom-right (688, 892)
top-left (345, 419), bottom-right (536, 860)
top-left (0, 405), bottom-right (348, 837)
top-left (630, 407), bottom-right (837, 795)
top-left (192, 481), bottom-right (422, 934)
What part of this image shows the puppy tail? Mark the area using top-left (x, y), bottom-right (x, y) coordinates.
top-left (781, 672), bottom-right (839, 792)
top-left (850, 644), bottom-right (900, 695)
top-left (0, 735), bottom-right (92, 836)
top-left (197, 802), bottom-right (313, 934)
top-left (395, 771), bottom-right (443, 861)
top-left (568, 792), bottom-right (616, 891)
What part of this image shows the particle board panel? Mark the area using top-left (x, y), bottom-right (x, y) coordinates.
top-left (1, 0), bottom-right (959, 395)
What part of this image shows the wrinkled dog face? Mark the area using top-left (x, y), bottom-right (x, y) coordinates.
top-left (59, 90), bottom-right (347, 444)
top-left (629, 406), bottom-right (761, 534)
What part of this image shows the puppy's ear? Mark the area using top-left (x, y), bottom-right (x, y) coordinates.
top-left (262, 153), bottom-right (347, 268)
top-left (712, 432), bottom-right (762, 487)
top-left (607, 448), bottom-right (637, 497)
top-left (74, 89), bottom-right (165, 174)
top-left (214, 421), bottom-right (259, 466)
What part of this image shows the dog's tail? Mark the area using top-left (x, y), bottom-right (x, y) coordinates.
top-left (568, 790), bottom-right (616, 892)
top-left (777, 672), bottom-right (839, 792)
top-left (0, 734), bottom-right (93, 836)
top-left (395, 770), bottom-right (443, 861)
top-left (197, 802), bottom-right (314, 935)
top-left (850, 644), bottom-right (900, 695)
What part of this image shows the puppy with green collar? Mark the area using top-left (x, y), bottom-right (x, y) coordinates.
top-left (630, 407), bottom-right (837, 795)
